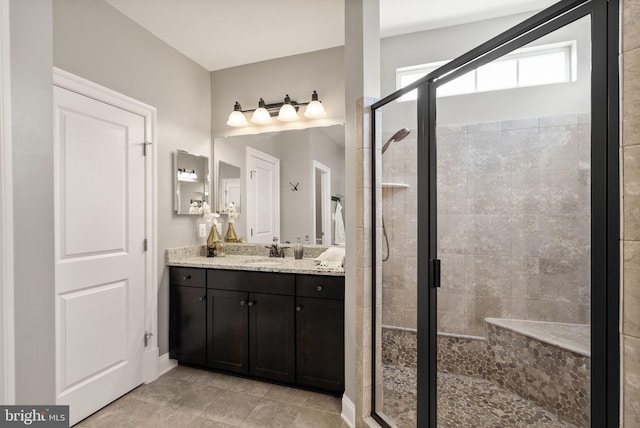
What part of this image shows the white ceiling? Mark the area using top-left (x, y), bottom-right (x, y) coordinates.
top-left (104, 0), bottom-right (556, 72)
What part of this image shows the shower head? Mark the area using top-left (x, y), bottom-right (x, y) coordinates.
top-left (381, 128), bottom-right (410, 154)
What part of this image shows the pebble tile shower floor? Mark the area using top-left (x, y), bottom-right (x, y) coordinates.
top-left (382, 364), bottom-right (577, 427)
top-left (76, 366), bottom-right (347, 428)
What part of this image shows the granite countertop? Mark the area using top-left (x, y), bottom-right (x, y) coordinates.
top-left (166, 244), bottom-right (345, 277)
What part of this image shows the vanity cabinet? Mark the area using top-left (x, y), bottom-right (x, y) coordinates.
top-left (207, 270), bottom-right (296, 384)
top-left (295, 275), bottom-right (345, 392)
top-left (169, 268), bottom-right (207, 366)
top-left (169, 266), bottom-right (344, 394)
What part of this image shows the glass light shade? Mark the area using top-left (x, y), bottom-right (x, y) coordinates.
top-left (251, 107), bottom-right (272, 124)
top-left (277, 103), bottom-right (299, 121)
top-left (304, 100), bottom-right (326, 118)
top-left (226, 110), bottom-right (247, 127)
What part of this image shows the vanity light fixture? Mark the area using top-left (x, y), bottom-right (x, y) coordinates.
top-left (226, 90), bottom-right (326, 127)
top-left (226, 101), bottom-right (248, 127)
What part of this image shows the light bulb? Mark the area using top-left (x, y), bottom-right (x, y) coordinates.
top-left (251, 98), bottom-right (272, 124)
top-left (304, 100), bottom-right (326, 118)
top-left (277, 94), bottom-right (299, 122)
top-left (226, 101), bottom-right (247, 127)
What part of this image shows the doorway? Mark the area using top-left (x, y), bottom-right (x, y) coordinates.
top-left (53, 68), bottom-right (157, 425)
top-left (371, 0), bottom-right (619, 426)
top-left (313, 160), bottom-right (331, 245)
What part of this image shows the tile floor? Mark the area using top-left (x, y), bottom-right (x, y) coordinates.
top-left (380, 364), bottom-right (577, 428)
top-left (76, 366), bottom-right (348, 428)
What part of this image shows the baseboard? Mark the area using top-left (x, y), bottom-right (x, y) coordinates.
top-left (341, 393), bottom-right (355, 427)
top-left (158, 353), bottom-right (178, 377)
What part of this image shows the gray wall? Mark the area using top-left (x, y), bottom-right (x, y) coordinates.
top-left (210, 47), bottom-right (345, 138)
top-left (10, 0), bottom-right (56, 403)
top-left (381, 12), bottom-right (591, 128)
top-left (53, 0), bottom-right (212, 354)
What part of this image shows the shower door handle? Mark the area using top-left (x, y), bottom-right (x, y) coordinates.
top-left (428, 259), bottom-right (441, 288)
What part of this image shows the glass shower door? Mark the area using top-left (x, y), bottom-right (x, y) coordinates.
top-left (434, 14), bottom-right (592, 428)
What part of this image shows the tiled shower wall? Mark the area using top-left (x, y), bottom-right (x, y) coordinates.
top-left (381, 114), bottom-right (591, 336)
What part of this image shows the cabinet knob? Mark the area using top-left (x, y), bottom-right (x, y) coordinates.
top-left (316, 285), bottom-right (324, 292)
top-left (247, 301), bottom-right (255, 307)
top-left (240, 300), bottom-right (246, 306)
top-left (198, 296), bottom-right (206, 301)
top-left (296, 305), bottom-right (303, 312)
top-left (183, 275), bottom-right (192, 280)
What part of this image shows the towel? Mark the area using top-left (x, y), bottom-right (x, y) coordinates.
top-left (334, 202), bottom-right (346, 245)
top-left (314, 246), bottom-right (345, 271)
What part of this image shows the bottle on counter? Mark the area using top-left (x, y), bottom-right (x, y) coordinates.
top-left (304, 234), bottom-right (310, 245)
top-left (294, 236), bottom-right (304, 260)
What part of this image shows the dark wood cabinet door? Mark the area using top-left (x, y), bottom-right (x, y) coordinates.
top-left (249, 292), bottom-right (295, 383)
top-left (296, 296), bottom-right (344, 393)
top-left (169, 285), bottom-right (207, 366)
top-left (207, 289), bottom-right (249, 374)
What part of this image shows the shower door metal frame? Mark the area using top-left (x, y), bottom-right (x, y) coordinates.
top-left (371, 0), bottom-right (620, 426)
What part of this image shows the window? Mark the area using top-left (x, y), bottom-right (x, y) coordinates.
top-left (395, 41), bottom-right (577, 101)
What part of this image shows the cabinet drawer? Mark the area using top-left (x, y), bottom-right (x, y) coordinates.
top-left (296, 275), bottom-right (344, 300)
top-left (208, 269), bottom-right (295, 295)
top-left (170, 267), bottom-right (206, 287)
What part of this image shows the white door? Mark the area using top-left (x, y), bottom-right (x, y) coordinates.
top-left (53, 86), bottom-right (146, 425)
top-left (246, 147), bottom-right (279, 244)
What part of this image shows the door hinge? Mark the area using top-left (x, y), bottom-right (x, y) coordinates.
top-left (428, 259), bottom-right (441, 288)
top-left (143, 238), bottom-right (148, 251)
top-left (144, 331), bottom-right (153, 347)
top-left (142, 141), bottom-right (152, 156)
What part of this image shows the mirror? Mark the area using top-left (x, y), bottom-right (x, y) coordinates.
top-left (218, 161), bottom-right (241, 213)
top-left (174, 150), bottom-right (209, 215)
top-left (214, 125), bottom-right (345, 245)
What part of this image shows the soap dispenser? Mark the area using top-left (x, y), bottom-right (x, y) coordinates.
top-left (294, 236), bottom-right (304, 260)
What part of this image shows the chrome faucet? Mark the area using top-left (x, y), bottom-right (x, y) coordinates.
top-left (266, 237), bottom-right (285, 258)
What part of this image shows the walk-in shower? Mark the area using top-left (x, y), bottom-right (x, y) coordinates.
top-left (371, 0), bottom-right (619, 426)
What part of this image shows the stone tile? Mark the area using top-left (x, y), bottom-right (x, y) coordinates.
top-left (578, 124), bottom-right (591, 170)
top-left (200, 391), bottom-right (261, 426)
top-left (136, 407), bottom-right (200, 428)
top-left (436, 124), bottom-right (466, 135)
top-left (79, 396), bottom-right (160, 428)
top-left (625, 335), bottom-right (640, 428)
top-left (290, 407), bottom-right (345, 428)
top-left (624, 241), bottom-right (640, 336)
top-left (502, 171), bottom-right (540, 214)
top-left (466, 120), bottom-right (501, 133)
top-left (538, 169), bottom-right (580, 214)
top-left (466, 173), bottom-right (504, 214)
top-left (527, 299), bottom-right (582, 324)
top-left (185, 417), bottom-right (236, 428)
top-left (303, 391), bottom-right (343, 414)
top-left (538, 125), bottom-right (579, 170)
top-left (539, 114), bottom-right (579, 127)
top-left (437, 133), bottom-right (467, 172)
top-left (241, 398), bottom-right (299, 428)
top-left (263, 384), bottom-right (312, 406)
top-left (127, 374), bottom-right (190, 406)
top-left (501, 117), bottom-right (538, 130)
top-left (227, 376), bottom-right (272, 398)
top-left (624, 146), bottom-right (640, 240)
top-left (167, 381), bottom-right (226, 415)
top-left (501, 128), bottom-right (540, 172)
top-left (538, 214), bottom-right (590, 259)
top-left (623, 49), bottom-right (640, 147)
top-left (438, 214), bottom-right (467, 254)
top-left (437, 170), bottom-right (467, 214)
top-left (624, 0), bottom-right (640, 53)
top-left (578, 113), bottom-right (591, 125)
top-left (465, 131), bottom-right (502, 173)
top-left (440, 253), bottom-right (467, 294)
top-left (466, 214), bottom-right (509, 256)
